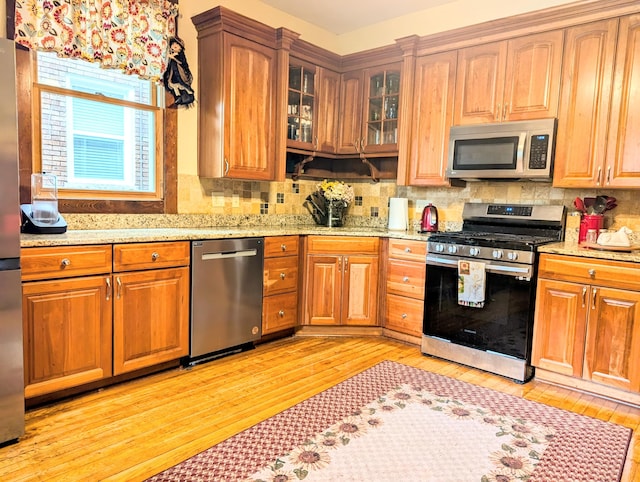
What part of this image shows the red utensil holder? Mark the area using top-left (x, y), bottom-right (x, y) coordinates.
top-left (579, 214), bottom-right (604, 243)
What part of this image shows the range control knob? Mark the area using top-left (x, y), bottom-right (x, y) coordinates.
top-left (434, 244), bottom-right (445, 253)
top-left (447, 245), bottom-right (458, 254)
top-left (469, 247), bottom-right (480, 256)
top-left (492, 249), bottom-right (503, 259)
top-left (507, 251), bottom-right (519, 261)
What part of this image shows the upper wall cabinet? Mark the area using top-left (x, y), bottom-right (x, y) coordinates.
top-left (554, 14), bottom-right (640, 188)
top-left (337, 64), bottom-right (401, 156)
top-left (454, 30), bottom-right (563, 125)
top-left (405, 51), bottom-right (458, 186)
top-left (286, 62), bottom-right (340, 154)
top-left (193, 8), bottom-right (277, 180)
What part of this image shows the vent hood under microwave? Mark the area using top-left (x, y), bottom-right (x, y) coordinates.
top-left (446, 118), bottom-right (557, 181)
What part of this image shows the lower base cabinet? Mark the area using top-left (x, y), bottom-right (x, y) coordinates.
top-left (303, 236), bottom-right (380, 326)
top-left (532, 253), bottom-right (640, 399)
top-left (21, 242), bottom-right (190, 399)
top-left (262, 236), bottom-right (300, 335)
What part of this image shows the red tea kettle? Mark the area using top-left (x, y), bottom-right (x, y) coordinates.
top-left (420, 203), bottom-right (438, 232)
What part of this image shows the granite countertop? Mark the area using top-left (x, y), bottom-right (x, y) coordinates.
top-left (20, 226), bottom-right (434, 247)
top-left (538, 241), bottom-right (640, 263)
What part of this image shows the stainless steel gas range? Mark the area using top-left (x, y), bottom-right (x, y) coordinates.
top-left (422, 203), bottom-right (566, 382)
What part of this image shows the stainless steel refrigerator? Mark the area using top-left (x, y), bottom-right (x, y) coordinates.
top-left (0, 37), bottom-right (25, 445)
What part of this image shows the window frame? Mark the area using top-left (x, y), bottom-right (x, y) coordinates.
top-left (16, 46), bottom-right (178, 214)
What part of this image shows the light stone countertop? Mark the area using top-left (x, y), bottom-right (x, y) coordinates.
top-left (538, 241), bottom-right (640, 263)
top-left (20, 226), bottom-right (434, 247)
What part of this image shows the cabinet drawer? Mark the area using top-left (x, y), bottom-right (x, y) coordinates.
top-left (263, 292), bottom-right (298, 334)
top-left (388, 238), bottom-right (427, 262)
top-left (385, 293), bottom-right (424, 337)
top-left (307, 236), bottom-right (379, 254)
top-left (21, 245), bottom-right (112, 281)
top-left (539, 254), bottom-right (640, 291)
top-left (265, 236), bottom-right (299, 258)
top-left (386, 259), bottom-right (426, 299)
top-left (264, 256), bottom-right (299, 295)
top-left (113, 241), bottom-right (190, 272)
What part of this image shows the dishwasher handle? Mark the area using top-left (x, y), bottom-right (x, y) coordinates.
top-left (201, 249), bottom-right (258, 260)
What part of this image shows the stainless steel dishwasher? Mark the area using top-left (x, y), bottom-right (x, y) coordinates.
top-left (190, 238), bottom-right (264, 364)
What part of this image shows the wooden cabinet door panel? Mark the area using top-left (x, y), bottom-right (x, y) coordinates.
top-left (305, 255), bottom-right (342, 325)
top-left (408, 51), bottom-right (457, 186)
top-left (263, 292), bottom-right (298, 335)
top-left (583, 286), bottom-right (640, 392)
top-left (606, 13), bottom-right (640, 188)
top-left (454, 41), bottom-right (507, 125)
top-left (316, 67), bottom-right (340, 153)
top-left (386, 259), bottom-right (426, 299)
top-left (342, 255), bottom-right (378, 326)
top-left (224, 35), bottom-right (276, 180)
top-left (385, 293), bottom-right (423, 337)
top-left (553, 19), bottom-right (618, 188)
top-left (504, 30), bottom-right (563, 121)
top-left (336, 71), bottom-right (363, 154)
top-left (532, 278), bottom-right (587, 377)
top-left (113, 267), bottom-right (189, 375)
top-left (22, 276), bottom-right (112, 398)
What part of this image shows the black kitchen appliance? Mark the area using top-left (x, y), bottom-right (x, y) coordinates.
top-left (422, 202), bottom-right (565, 382)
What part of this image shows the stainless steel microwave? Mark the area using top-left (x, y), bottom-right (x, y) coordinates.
top-left (446, 118), bottom-right (557, 181)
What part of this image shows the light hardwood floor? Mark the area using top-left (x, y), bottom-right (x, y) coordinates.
top-left (1, 335), bottom-right (638, 481)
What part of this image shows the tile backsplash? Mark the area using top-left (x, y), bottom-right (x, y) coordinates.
top-left (65, 174), bottom-right (640, 234)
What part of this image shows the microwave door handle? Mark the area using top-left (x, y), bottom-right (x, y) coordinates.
top-left (517, 132), bottom-right (526, 166)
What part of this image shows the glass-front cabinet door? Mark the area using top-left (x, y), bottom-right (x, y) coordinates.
top-left (287, 64), bottom-right (316, 149)
top-left (364, 67), bottom-right (400, 153)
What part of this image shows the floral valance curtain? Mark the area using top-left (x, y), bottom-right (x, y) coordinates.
top-left (14, 0), bottom-right (179, 82)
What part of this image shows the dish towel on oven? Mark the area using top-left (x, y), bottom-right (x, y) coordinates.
top-left (458, 260), bottom-right (486, 308)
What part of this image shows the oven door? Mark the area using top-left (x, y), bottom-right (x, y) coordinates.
top-left (424, 254), bottom-right (536, 360)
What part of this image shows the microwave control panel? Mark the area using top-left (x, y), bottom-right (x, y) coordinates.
top-left (528, 134), bottom-right (550, 169)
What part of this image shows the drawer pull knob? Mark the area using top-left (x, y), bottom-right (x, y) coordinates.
top-left (588, 269), bottom-right (596, 278)
top-left (405, 247), bottom-right (411, 253)
top-left (401, 313), bottom-right (408, 319)
top-left (281, 244), bottom-right (287, 251)
top-left (60, 258), bottom-right (71, 268)
top-left (279, 310), bottom-right (285, 317)
top-left (151, 252), bottom-right (160, 261)
top-left (280, 272), bottom-right (286, 279)
top-left (403, 276), bottom-right (410, 283)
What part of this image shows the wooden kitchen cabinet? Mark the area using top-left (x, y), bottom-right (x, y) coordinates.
top-left (403, 51), bottom-right (457, 186)
top-left (554, 14), bottom-right (640, 188)
top-left (454, 30), bottom-right (563, 125)
top-left (21, 245), bottom-right (113, 398)
top-left (384, 239), bottom-right (427, 339)
top-left (112, 242), bottom-right (190, 376)
top-left (304, 236), bottom-right (379, 326)
top-left (337, 65), bottom-right (401, 156)
top-left (532, 254), bottom-right (640, 401)
top-left (315, 67), bottom-right (341, 153)
top-left (193, 8), bottom-right (277, 180)
top-left (262, 236), bottom-right (300, 335)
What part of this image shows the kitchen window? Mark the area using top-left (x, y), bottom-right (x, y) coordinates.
top-left (35, 51), bottom-right (162, 199)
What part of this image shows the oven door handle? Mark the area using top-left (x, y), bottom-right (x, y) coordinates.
top-left (426, 255), bottom-right (532, 277)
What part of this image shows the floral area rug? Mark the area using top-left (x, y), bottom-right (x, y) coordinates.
top-left (148, 361), bottom-right (632, 481)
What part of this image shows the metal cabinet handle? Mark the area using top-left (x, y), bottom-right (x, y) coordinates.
top-left (224, 157), bottom-right (230, 176)
top-left (106, 277), bottom-right (111, 301)
top-left (314, 135), bottom-right (318, 150)
top-left (591, 287), bottom-right (597, 310)
top-left (503, 103), bottom-right (508, 120)
top-left (496, 103), bottom-right (501, 121)
top-left (403, 276), bottom-right (410, 283)
top-left (116, 277), bottom-right (122, 299)
top-left (401, 313), bottom-right (408, 319)
top-left (344, 257), bottom-right (349, 270)
top-left (278, 310), bottom-right (285, 317)
top-left (596, 167), bottom-right (602, 185)
top-left (281, 244), bottom-right (287, 251)
top-left (280, 272), bottom-right (286, 279)
top-left (588, 269), bottom-right (596, 278)
top-left (353, 139), bottom-right (360, 153)
top-left (404, 247), bottom-right (411, 253)
top-left (606, 166), bottom-right (611, 184)
top-left (581, 286), bottom-right (587, 307)
top-left (60, 258), bottom-right (70, 268)
top-left (151, 252), bottom-right (160, 261)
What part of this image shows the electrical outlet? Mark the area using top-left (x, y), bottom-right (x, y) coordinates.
top-left (232, 194), bottom-right (240, 208)
top-left (211, 191), bottom-right (224, 207)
